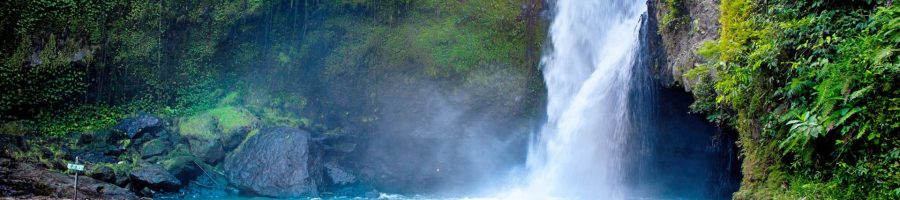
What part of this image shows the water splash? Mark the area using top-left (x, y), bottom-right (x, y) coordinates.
top-left (517, 0), bottom-right (648, 199)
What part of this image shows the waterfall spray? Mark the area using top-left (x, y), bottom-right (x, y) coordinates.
top-left (516, 0), bottom-right (648, 199)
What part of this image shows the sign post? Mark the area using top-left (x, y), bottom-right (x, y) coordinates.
top-left (67, 157), bottom-right (84, 200)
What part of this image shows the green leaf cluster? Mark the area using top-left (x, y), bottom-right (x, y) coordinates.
top-left (687, 0), bottom-right (900, 198)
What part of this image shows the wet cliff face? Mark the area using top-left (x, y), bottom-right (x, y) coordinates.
top-left (619, 6), bottom-right (741, 198)
top-left (649, 0), bottom-right (720, 90)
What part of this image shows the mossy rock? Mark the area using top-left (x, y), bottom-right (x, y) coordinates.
top-left (178, 106), bottom-right (257, 163)
top-left (158, 144), bottom-right (203, 184)
top-left (141, 139), bottom-right (169, 158)
top-left (179, 106), bottom-right (256, 140)
top-left (88, 162), bottom-right (133, 186)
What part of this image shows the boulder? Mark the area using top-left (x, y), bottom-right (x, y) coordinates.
top-left (88, 164), bottom-right (117, 184)
top-left (224, 127), bottom-right (323, 197)
top-left (141, 139), bottom-right (170, 158)
top-left (115, 114), bottom-right (163, 139)
top-left (178, 106), bottom-right (256, 164)
top-left (158, 145), bottom-right (203, 184)
top-left (129, 163), bottom-right (182, 192)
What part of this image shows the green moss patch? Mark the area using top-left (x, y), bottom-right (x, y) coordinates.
top-left (178, 106), bottom-right (257, 140)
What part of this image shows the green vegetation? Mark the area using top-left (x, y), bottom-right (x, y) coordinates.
top-left (659, 0), bottom-right (685, 30)
top-left (687, 0), bottom-right (899, 198)
top-left (0, 2), bottom-right (543, 198)
top-left (159, 144), bottom-right (198, 172)
top-left (179, 106), bottom-right (257, 140)
top-left (0, 0), bottom-right (542, 137)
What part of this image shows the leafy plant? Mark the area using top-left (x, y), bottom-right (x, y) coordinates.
top-left (688, 0), bottom-right (899, 198)
top-left (781, 111), bottom-right (821, 158)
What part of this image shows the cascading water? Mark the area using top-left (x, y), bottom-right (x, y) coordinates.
top-left (513, 0), bottom-right (649, 199)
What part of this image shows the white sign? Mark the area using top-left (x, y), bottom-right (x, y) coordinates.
top-left (67, 163), bottom-right (84, 171)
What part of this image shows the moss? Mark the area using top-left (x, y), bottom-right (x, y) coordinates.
top-left (243, 91), bottom-right (312, 128)
top-left (406, 1), bottom-right (526, 75)
top-left (178, 106), bottom-right (257, 140)
top-left (206, 106), bottom-right (256, 134)
top-left (218, 91), bottom-right (242, 106)
top-left (91, 161), bottom-right (133, 176)
top-left (178, 113), bottom-right (217, 140)
top-left (160, 144), bottom-right (195, 171)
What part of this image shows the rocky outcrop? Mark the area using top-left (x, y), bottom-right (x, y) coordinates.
top-left (223, 127), bottom-right (323, 197)
top-left (324, 161), bottom-right (356, 186)
top-left (650, 0), bottom-right (720, 90)
top-left (0, 161), bottom-right (138, 199)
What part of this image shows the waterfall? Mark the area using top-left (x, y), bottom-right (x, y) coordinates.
top-left (516, 0), bottom-right (649, 199)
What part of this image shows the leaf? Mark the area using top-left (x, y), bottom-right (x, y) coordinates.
top-left (834, 107), bottom-right (861, 127)
top-left (867, 132), bottom-right (878, 141)
top-left (848, 86), bottom-right (872, 101)
top-left (874, 47), bottom-right (895, 64)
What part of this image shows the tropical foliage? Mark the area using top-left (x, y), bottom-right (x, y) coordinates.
top-left (688, 0), bottom-right (900, 198)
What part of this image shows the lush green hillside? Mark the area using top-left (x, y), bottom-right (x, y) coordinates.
top-left (0, 2), bottom-right (545, 196)
top-left (684, 0), bottom-right (899, 198)
top-left (0, 0), bottom-right (544, 136)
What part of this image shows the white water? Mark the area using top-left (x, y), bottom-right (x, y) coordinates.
top-left (504, 0), bottom-right (648, 199)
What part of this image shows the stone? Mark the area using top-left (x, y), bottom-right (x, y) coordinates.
top-left (88, 164), bottom-right (117, 184)
top-left (115, 114), bottom-right (163, 139)
top-left (178, 106), bottom-right (256, 164)
top-left (162, 156), bottom-right (202, 184)
top-left (140, 139), bottom-right (169, 158)
top-left (224, 127), bottom-right (323, 197)
top-left (324, 161), bottom-right (356, 185)
top-left (129, 163), bottom-right (182, 192)
top-left (0, 163), bottom-right (137, 199)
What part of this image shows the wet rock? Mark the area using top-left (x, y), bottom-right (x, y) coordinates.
top-left (86, 162), bottom-right (130, 187)
top-left (171, 174), bottom-right (238, 199)
top-left (0, 162), bottom-right (137, 199)
top-left (141, 139), bottom-right (169, 158)
top-left (188, 138), bottom-right (224, 164)
top-left (324, 161), bottom-right (356, 186)
top-left (178, 106), bottom-right (256, 164)
top-left (224, 127), bottom-right (323, 197)
top-left (115, 114), bottom-right (163, 139)
top-left (64, 131), bottom-right (128, 166)
top-left (162, 155), bottom-right (202, 184)
top-left (88, 164), bottom-right (116, 183)
top-left (69, 150), bottom-right (117, 163)
top-left (129, 163), bottom-right (182, 192)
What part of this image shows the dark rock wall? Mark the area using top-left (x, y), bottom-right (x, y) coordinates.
top-left (650, 0), bottom-right (721, 90)
top-left (628, 1), bottom-right (741, 198)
